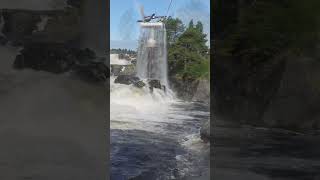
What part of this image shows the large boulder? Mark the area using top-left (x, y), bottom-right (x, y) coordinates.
top-left (13, 43), bottom-right (109, 82)
top-left (13, 43), bottom-right (75, 73)
top-left (148, 79), bottom-right (165, 92)
top-left (73, 59), bottom-right (109, 82)
top-left (148, 79), bottom-right (162, 89)
top-left (110, 64), bottom-right (135, 76)
top-left (200, 119), bottom-right (211, 142)
top-left (133, 80), bottom-right (146, 88)
top-left (114, 75), bottom-right (140, 85)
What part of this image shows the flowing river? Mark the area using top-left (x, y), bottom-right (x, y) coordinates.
top-left (110, 76), bottom-right (210, 180)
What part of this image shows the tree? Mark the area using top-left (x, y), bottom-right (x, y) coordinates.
top-left (164, 17), bottom-right (185, 45)
top-left (168, 18), bottom-right (209, 80)
top-left (188, 20), bottom-right (194, 29)
top-left (196, 21), bottom-right (203, 33)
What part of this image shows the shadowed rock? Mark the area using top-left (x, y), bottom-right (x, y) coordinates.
top-left (114, 75), bottom-right (140, 85)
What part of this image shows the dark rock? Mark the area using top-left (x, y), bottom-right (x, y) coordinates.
top-left (133, 80), bottom-right (146, 88)
top-left (110, 65), bottom-right (122, 76)
top-left (13, 54), bottom-right (24, 69)
top-left (1, 10), bottom-right (41, 45)
top-left (73, 60), bottom-right (109, 82)
top-left (0, 36), bottom-right (8, 45)
top-left (200, 119), bottom-right (211, 142)
top-left (110, 64), bottom-right (135, 76)
top-left (114, 75), bottom-right (140, 85)
top-left (131, 59), bottom-right (137, 65)
top-left (169, 77), bottom-right (199, 101)
top-left (75, 48), bottom-right (96, 64)
top-left (67, 0), bottom-right (82, 8)
top-left (148, 79), bottom-right (163, 92)
top-left (148, 79), bottom-right (161, 88)
top-left (13, 43), bottom-right (109, 82)
top-left (13, 43), bottom-right (75, 73)
top-left (162, 85), bottom-right (166, 93)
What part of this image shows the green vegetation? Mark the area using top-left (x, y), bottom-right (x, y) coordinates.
top-left (220, 0), bottom-right (320, 63)
top-left (110, 48), bottom-right (136, 56)
top-left (164, 17), bottom-right (210, 80)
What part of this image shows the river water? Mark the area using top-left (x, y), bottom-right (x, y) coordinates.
top-left (110, 77), bottom-right (210, 180)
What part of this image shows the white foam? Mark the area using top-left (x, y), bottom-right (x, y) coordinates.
top-left (110, 54), bottom-right (131, 65)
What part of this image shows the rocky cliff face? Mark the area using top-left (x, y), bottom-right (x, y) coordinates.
top-left (262, 55), bottom-right (320, 131)
top-left (213, 0), bottom-right (320, 132)
top-left (192, 79), bottom-right (210, 104)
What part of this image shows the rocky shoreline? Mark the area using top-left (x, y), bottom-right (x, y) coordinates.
top-left (0, 7), bottom-right (109, 83)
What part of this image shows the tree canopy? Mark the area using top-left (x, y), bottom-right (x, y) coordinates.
top-left (165, 19), bottom-right (210, 80)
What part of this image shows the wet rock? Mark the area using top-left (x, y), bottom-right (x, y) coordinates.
top-left (120, 65), bottom-right (135, 76)
top-left (148, 79), bottom-right (162, 92)
top-left (13, 43), bottom-right (109, 82)
top-left (148, 79), bottom-right (162, 89)
top-left (133, 80), bottom-right (146, 88)
top-left (13, 43), bottom-right (75, 73)
top-left (131, 59), bottom-right (137, 65)
top-left (110, 65), bottom-right (122, 76)
top-left (110, 64), bottom-right (135, 76)
top-left (148, 79), bottom-right (163, 92)
top-left (73, 60), bottom-right (109, 82)
top-left (170, 77), bottom-right (199, 101)
top-left (200, 119), bottom-right (211, 142)
top-left (75, 48), bottom-right (96, 63)
top-left (114, 75), bottom-right (140, 85)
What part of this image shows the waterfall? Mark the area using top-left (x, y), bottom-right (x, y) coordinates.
top-left (136, 22), bottom-right (168, 87)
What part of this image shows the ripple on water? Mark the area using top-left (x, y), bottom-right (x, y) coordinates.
top-left (111, 79), bottom-right (210, 179)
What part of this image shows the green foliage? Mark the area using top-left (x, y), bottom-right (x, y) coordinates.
top-left (165, 19), bottom-right (210, 80)
top-left (163, 17), bottom-right (185, 45)
top-left (110, 48), bottom-right (136, 55)
top-left (223, 0), bottom-right (320, 63)
top-left (188, 20), bottom-right (194, 29)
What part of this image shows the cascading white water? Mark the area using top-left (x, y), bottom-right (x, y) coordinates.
top-left (136, 22), bottom-right (169, 87)
top-left (110, 22), bottom-right (209, 179)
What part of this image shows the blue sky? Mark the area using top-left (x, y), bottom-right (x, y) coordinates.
top-left (110, 0), bottom-right (210, 50)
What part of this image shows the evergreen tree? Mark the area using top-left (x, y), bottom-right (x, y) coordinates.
top-left (168, 18), bottom-right (209, 80)
top-left (188, 20), bottom-right (194, 29)
top-left (195, 21), bottom-right (203, 33)
top-left (164, 17), bottom-right (185, 45)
